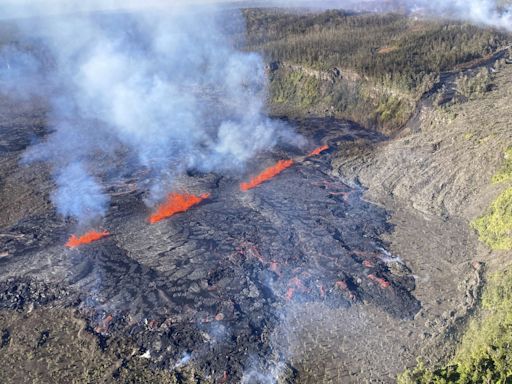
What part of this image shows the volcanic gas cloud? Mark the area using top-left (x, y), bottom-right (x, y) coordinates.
top-left (240, 159), bottom-right (294, 191)
top-left (149, 193), bottom-right (210, 224)
top-left (308, 145), bottom-right (329, 157)
top-left (65, 230), bottom-right (110, 248)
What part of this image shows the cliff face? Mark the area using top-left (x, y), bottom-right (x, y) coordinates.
top-left (267, 61), bottom-right (416, 134)
top-left (245, 8), bottom-right (510, 136)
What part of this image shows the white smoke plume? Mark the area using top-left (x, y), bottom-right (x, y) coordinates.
top-left (406, 0), bottom-right (512, 30)
top-left (250, 0), bottom-right (512, 32)
top-left (0, 2), bottom-right (305, 226)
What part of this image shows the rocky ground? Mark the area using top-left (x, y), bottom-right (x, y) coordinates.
top-left (1, 103), bottom-right (421, 383)
top-left (234, 48), bottom-right (512, 383)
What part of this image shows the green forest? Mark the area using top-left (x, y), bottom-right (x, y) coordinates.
top-left (242, 9), bottom-right (511, 132)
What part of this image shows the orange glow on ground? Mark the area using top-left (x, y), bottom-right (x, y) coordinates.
top-left (240, 159), bottom-right (294, 191)
top-left (307, 145), bottom-right (329, 157)
top-left (148, 192), bottom-right (209, 224)
top-left (368, 274), bottom-right (391, 289)
top-left (65, 230), bottom-right (110, 248)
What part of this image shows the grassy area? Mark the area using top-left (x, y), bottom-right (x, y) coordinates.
top-left (492, 147), bottom-right (512, 184)
top-left (398, 268), bottom-right (512, 384)
top-left (472, 188), bottom-right (512, 250)
top-left (472, 147), bottom-right (512, 250)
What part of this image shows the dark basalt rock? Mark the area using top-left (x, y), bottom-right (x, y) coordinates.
top-left (0, 116), bottom-right (420, 381)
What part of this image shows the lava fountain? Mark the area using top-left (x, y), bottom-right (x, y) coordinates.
top-left (307, 145), bottom-right (329, 157)
top-left (65, 230), bottom-right (110, 248)
top-left (148, 192), bottom-right (210, 224)
top-left (240, 160), bottom-right (294, 191)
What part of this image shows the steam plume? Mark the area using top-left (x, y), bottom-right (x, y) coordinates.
top-left (406, 0), bottom-right (512, 30)
top-left (1, 1), bottom-right (510, 226)
top-left (254, 0), bottom-right (512, 32)
top-left (0, 2), bottom-right (304, 225)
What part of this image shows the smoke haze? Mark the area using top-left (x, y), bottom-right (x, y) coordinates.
top-left (1, 2), bottom-right (305, 225)
top-left (270, 1), bottom-right (512, 31)
top-left (254, 0), bottom-right (512, 32)
top-left (408, 0), bottom-right (512, 31)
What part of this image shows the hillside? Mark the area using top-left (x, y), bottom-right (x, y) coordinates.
top-left (243, 9), bottom-right (511, 133)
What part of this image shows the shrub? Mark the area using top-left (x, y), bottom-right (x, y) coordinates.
top-left (399, 269), bottom-right (512, 383)
top-left (455, 68), bottom-right (494, 100)
top-left (472, 188), bottom-right (512, 250)
top-left (492, 147), bottom-right (512, 184)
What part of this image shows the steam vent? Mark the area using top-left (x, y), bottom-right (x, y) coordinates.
top-left (2, 1), bottom-right (512, 383)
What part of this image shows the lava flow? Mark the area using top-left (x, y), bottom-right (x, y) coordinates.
top-left (148, 192), bottom-right (210, 224)
top-left (65, 230), bottom-right (110, 248)
top-left (240, 159), bottom-right (294, 191)
top-left (307, 145), bottom-right (329, 157)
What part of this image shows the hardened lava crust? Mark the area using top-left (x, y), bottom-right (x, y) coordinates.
top-left (0, 105), bottom-right (420, 382)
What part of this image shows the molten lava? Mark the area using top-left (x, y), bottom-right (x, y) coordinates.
top-left (368, 274), bottom-right (391, 289)
top-left (285, 276), bottom-right (307, 300)
top-left (65, 230), bottom-right (110, 248)
top-left (94, 314), bottom-right (113, 334)
top-left (149, 192), bottom-right (210, 224)
top-left (335, 280), bottom-right (348, 290)
top-left (240, 159), bottom-right (294, 191)
top-left (307, 145), bottom-right (329, 157)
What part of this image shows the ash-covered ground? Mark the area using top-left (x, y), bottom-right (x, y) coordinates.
top-left (0, 98), bottom-right (421, 382)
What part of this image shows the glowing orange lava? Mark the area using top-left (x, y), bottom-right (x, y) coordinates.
top-left (65, 230), bottom-right (110, 248)
top-left (368, 274), bottom-right (391, 289)
top-left (318, 284), bottom-right (326, 298)
top-left (269, 261), bottom-right (279, 273)
top-left (94, 314), bottom-right (113, 334)
top-left (307, 145), bottom-right (329, 157)
top-left (286, 276), bottom-right (307, 300)
top-left (335, 280), bottom-right (348, 290)
top-left (240, 159), bottom-right (294, 191)
top-left (148, 192), bottom-right (210, 224)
